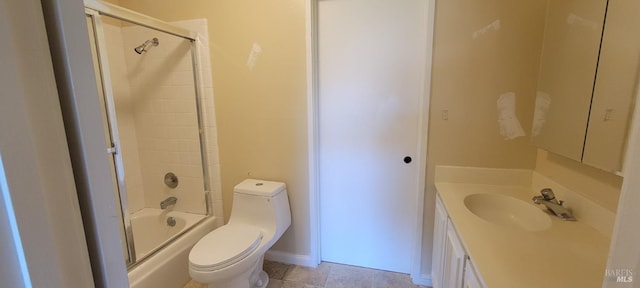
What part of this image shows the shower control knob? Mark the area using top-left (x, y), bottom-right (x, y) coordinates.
top-left (164, 172), bottom-right (179, 189)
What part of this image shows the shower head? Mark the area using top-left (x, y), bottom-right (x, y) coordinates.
top-left (134, 37), bottom-right (159, 54)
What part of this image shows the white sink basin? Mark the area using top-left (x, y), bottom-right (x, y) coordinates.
top-left (464, 193), bottom-right (551, 231)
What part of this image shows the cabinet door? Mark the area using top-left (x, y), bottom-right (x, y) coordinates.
top-left (431, 195), bottom-right (448, 288)
top-left (443, 219), bottom-right (466, 288)
top-left (464, 258), bottom-right (485, 288)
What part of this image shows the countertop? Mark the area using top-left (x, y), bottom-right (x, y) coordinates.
top-left (436, 182), bottom-right (611, 288)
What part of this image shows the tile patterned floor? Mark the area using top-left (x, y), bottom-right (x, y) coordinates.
top-left (184, 260), bottom-right (428, 288)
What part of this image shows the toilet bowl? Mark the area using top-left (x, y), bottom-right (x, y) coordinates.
top-left (189, 179), bottom-right (291, 288)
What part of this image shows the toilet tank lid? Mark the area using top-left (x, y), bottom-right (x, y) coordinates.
top-left (234, 179), bottom-right (286, 197)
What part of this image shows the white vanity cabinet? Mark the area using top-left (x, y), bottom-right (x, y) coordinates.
top-left (431, 193), bottom-right (448, 288)
top-left (463, 258), bottom-right (484, 288)
top-left (432, 194), bottom-right (486, 288)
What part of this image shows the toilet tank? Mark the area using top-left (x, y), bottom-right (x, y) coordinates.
top-left (229, 179), bottom-right (291, 239)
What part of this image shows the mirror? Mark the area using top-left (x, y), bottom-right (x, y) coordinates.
top-left (583, 0), bottom-right (640, 172)
top-left (533, 0), bottom-right (639, 173)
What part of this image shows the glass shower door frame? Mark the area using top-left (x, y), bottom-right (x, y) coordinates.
top-left (85, 8), bottom-right (137, 267)
top-left (85, 2), bottom-right (213, 269)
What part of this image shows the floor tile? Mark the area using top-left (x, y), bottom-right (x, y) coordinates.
top-left (183, 279), bottom-right (206, 288)
top-left (267, 279), bottom-right (283, 288)
top-left (325, 263), bottom-right (374, 288)
top-left (372, 270), bottom-right (417, 288)
top-left (184, 261), bottom-right (428, 288)
top-left (283, 262), bottom-right (332, 287)
top-left (281, 280), bottom-right (324, 288)
top-left (264, 260), bottom-right (292, 280)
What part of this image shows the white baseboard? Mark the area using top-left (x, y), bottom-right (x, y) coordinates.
top-left (411, 274), bottom-right (433, 287)
top-left (264, 250), bottom-right (318, 268)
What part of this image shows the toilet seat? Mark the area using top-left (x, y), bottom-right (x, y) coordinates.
top-left (189, 225), bottom-right (263, 271)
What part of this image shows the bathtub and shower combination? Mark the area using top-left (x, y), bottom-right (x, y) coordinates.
top-left (84, 1), bottom-right (221, 287)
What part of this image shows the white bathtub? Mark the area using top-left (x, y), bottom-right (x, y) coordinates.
top-left (128, 208), bottom-right (216, 288)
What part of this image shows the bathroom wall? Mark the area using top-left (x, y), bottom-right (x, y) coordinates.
top-left (116, 0), bottom-right (310, 256)
top-left (428, 0), bottom-right (547, 172)
top-left (424, 0), bottom-right (548, 277)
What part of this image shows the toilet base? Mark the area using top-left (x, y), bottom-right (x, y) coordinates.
top-left (203, 257), bottom-right (268, 288)
top-left (250, 256), bottom-right (269, 288)
top-left (254, 271), bottom-right (268, 288)
top-left (203, 271), bottom-right (268, 288)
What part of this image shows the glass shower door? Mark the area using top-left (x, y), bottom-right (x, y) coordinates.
top-left (85, 9), bottom-right (210, 268)
top-left (85, 12), bottom-right (134, 265)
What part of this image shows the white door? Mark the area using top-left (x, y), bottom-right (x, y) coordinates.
top-left (318, 0), bottom-right (428, 273)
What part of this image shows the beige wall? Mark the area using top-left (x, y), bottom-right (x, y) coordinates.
top-left (428, 0), bottom-right (547, 170)
top-left (117, 0), bottom-right (309, 255)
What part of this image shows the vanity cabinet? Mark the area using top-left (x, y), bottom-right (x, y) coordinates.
top-left (431, 193), bottom-right (448, 288)
top-left (463, 258), bottom-right (483, 288)
top-left (432, 194), bottom-right (486, 288)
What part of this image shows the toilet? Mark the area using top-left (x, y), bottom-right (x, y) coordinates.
top-left (189, 179), bottom-right (291, 288)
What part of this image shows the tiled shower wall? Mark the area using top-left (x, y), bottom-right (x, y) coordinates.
top-left (102, 18), bottom-right (223, 223)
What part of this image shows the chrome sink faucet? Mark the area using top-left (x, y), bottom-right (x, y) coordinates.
top-left (160, 196), bottom-right (177, 210)
top-left (532, 188), bottom-right (576, 221)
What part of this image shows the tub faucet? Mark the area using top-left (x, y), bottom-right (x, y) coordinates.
top-left (160, 196), bottom-right (177, 209)
top-left (532, 188), bottom-right (576, 221)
